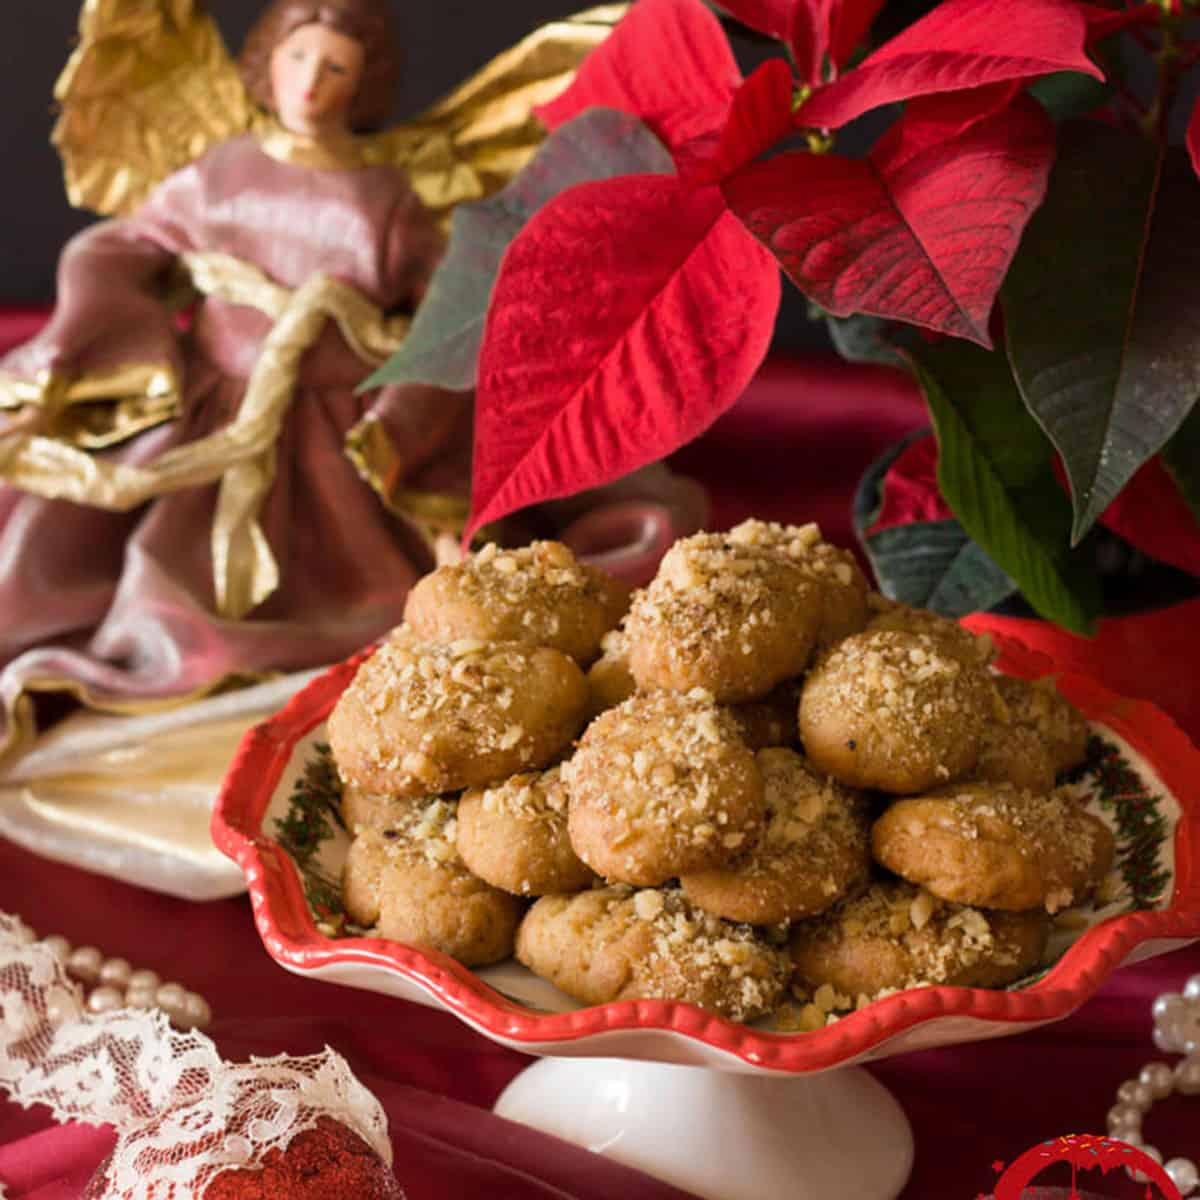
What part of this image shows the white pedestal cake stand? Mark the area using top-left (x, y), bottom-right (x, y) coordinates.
top-left (494, 1056), bottom-right (913, 1200)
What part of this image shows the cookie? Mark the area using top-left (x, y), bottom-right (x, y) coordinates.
top-left (996, 674), bottom-right (1089, 774)
top-left (726, 518), bottom-right (870, 648)
top-left (726, 683), bottom-right (800, 751)
top-left (342, 800), bottom-right (523, 966)
top-left (328, 637), bottom-right (588, 797)
top-left (564, 689), bottom-right (764, 887)
top-left (340, 782), bottom-right (427, 833)
top-left (799, 630), bottom-right (999, 793)
top-left (457, 766), bottom-right (596, 897)
top-left (871, 781), bottom-right (1116, 912)
top-left (515, 885), bottom-right (790, 1022)
top-left (403, 540), bottom-right (629, 664)
top-left (680, 748), bottom-right (870, 924)
top-left (972, 719), bottom-right (1058, 793)
top-left (789, 879), bottom-right (1050, 1000)
top-left (584, 627), bottom-right (637, 719)
top-left (866, 598), bottom-right (996, 668)
top-left (624, 531), bottom-right (824, 703)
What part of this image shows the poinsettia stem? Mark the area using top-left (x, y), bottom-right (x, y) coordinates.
top-left (1141, 18), bottom-right (1185, 141)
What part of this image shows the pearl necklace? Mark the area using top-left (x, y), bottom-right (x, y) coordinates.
top-left (14, 921), bottom-right (212, 1030)
top-left (1106, 972), bottom-right (1200, 1195)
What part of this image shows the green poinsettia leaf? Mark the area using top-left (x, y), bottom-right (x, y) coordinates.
top-left (913, 338), bottom-right (1102, 635)
top-left (865, 520), bottom-right (1019, 615)
top-left (1028, 70), bottom-right (1113, 122)
top-left (825, 311), bottom-right (917, 370)
top-left (1162, 400), bottom-right (1200, 523)
top-left (1003, 123), bottom-right (1200, 544)
top-left (852, 431), bottom-right (1018, 614)
top-left (360, 108), bottom-right (674, 393)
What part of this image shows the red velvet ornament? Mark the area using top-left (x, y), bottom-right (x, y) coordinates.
top-left (84, 1118), bottom-right (403, 1200)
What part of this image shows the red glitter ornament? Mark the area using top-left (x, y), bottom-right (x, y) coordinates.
top-left (84, 1117), bottom-right (403, 1200)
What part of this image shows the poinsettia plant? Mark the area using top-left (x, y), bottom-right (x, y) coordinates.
top-left (370, 0), bottom-right (1200, 635)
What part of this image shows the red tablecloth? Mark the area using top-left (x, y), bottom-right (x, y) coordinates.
top-left (0, 340), bottom-right (1197, 1199)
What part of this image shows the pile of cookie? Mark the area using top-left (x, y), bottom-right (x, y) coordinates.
top-left (326, 523), bottom-right (1114, 1026)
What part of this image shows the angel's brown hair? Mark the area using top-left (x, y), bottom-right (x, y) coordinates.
top-left (240, 0), bottom-right (402, 132)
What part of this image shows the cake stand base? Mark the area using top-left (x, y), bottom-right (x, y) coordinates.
top-left (493, 1056), bottom-right (914, 1199)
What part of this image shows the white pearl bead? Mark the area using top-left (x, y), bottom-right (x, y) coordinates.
top-left (45, 987), bottom-right (82, 1026)
top-left (1107, 1103), bottom-right (1143, 1133)
top-left (124, 985), bottom-right (157, 1010)
top-left (86, 985), bottom-right (124, 1014)
top-left (1182, 975), bottom-right (1200, 1000)
top-left (1139, 1061), bottom-right (1176, 1099)
top-left (41, 935), bottom-right (70, 963)
top-left (1175, 1055), bottom-right (1200, 1095)
top-left (1154, 1025), bottom-right (1183, 1053)
top-left (127, 969), bottom-right (160, 992)
top-left (99, 958), bottom-right (131, 989)
top-left (180, 992), bottom-right (212, 1030)
top-left (1154, 993), bottom-right (1185, 1022)
top-left (1167, 1157), bottom-right (1200, 1196)
top-left (155, 982), bottom-right (187, 1020)
top-left (66, 946), bottom-right (103, 984)
top-left (1117, 1079), bottom-right (1156, 1110)
top-left (1115, 1127), bottom-right (1143, 1147)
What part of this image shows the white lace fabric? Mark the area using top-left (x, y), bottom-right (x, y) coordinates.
top-left (0, 912), bottom-right (392, 1198)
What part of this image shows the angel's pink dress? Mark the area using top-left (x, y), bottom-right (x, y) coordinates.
top-left (0, 135), bottom-right (472, 729)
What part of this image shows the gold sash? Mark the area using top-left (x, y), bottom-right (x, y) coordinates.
top-left (0, 252), bottom-right (413, 619)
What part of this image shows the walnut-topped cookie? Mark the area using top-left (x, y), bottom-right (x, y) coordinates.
top-left (972, 720), bottom-right (1058, 793)
top-left (799, 629), bottom-right (999, 793)
top-left (871, 781), bottom-right (1115, 912)
top-left (515, 885), bottom-right (791, 1022)
top-left (328, 637), bottom-right (588, 797)
top-left (789, 879), bottom-right (1050, 1000)
top-left (584, 627), bottom-right (637, 719)
top-left (341, 782), bottom-right (427, 833)
top-left (403, 540), bottom-right (629, 664)
top-left (725, 683), bottom-right (800, 751)
top-left (624, 531), bottom-right (824, 703)
top-left (995, 674), bottom-right (1089, 774)
top-left (342, 799), bottom-right (523, 966)
top-left (866, 598), bottom-right (996, 668)
top-left (457, 765), bottom-right (595, 897)
top-left (564, 689), bottom-right (764, 887)
top-left (726, 518), bottom-right (870, 648)
top-left (680, 748), bottom-right (870, 924)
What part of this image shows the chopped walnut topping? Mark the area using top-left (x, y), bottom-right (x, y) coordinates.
top-left (378, 798), bottom-right (463, 869)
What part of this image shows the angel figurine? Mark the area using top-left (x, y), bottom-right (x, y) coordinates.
top-left (0, 0), bottom-right (633, 759)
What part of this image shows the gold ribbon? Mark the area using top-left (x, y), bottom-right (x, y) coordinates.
top-left (0, 251), bottom-right (410, 619)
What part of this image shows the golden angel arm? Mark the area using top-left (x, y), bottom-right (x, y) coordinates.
top-left (364, 4), bottom-right (630, 220)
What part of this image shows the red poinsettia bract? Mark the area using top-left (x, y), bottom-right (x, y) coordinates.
top-left (466, 0), bottom-right (1102, 539)
top-left (710, 0), bottom-right (886, 87)
top-left (724, 96), bottom-right (1056, 346)
top-left (471, 177), bottom-right (780, 534)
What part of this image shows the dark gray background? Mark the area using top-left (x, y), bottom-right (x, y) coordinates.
top-left (0, 1), bottom-right (575, 303)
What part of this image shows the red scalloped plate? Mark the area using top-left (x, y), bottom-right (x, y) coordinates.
top-left (212, 639), bottom-right (1200, 1074)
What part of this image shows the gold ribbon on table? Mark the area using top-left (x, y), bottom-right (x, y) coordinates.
top-left (0, 251), bottom-right (412, 620)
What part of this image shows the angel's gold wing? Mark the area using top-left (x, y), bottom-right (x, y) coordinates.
top-left (53, 1), bottom-right (626, 222)
top-left (53, 0), bottom-right (255, 217)
top-left (353, 4), bottom-right (629, 220)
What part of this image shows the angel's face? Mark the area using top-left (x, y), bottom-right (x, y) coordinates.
top-left (270, 23), bottom-right (366, 138)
